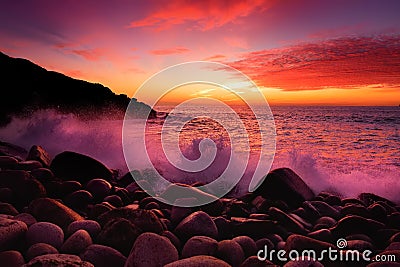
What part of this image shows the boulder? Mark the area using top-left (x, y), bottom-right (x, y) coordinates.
top-left (232, 236), bottom-right (257, 258)
top-left (0, 250), bottom-right (25, 267)
top-left (125, 232), bottom-right (178, 267)
top-left (252, 168), bottom-right (315, 208)
top-left (81, 244), bottom-right (126, 267)
top-left (26, 145), bottom-right (51, 168)
top-left (174, 211), bottom-right (218, 240)
top-left (164, 255), bottom-right (231, 267)
top-left (67, 220), bottom-right (101, 239)
top-left (161, 231), bottom-right (181, 251)
top-left (230, 217), bottom-right (287, 240)
top-left (330, 215), bottom-right (385, 237)
top-left (283, 257), bottom-right (324, 267)
top-left (28, 198), bottom-right (83, 230)
top-left (61, 229), bottom-right (92, 255)
top-left (268, 207), bottom-right (307, 234)
top-left (0, 156), bottom-right (18, 169)
top-left (285, 234), bottom-right (335, 254)
top-left (14, 213), bottom-right (37, 226)
top-left (182, 236), bottom-right (218, 258)
top-left (25, 254), bottom-right (94, 267)
top-left (0, 202), bottom-right (18, 216)
top-left (26, 222), bottom-right (64, 249)
top-left (96, 207), bottom-right (164, 233)
top-left (241, 256), bottom-right (277, 267)
top-left (97, 218), bottom-right (141, 256)
top-left (86, 178), bottom-right (112, 202)
top-left (216, 239), bottom-right (245, 267)
top-left (50, 151), bottom-right (113, 183)
top-left (16, 160), bottom-right (43, 171)
top-left (0, 218), bottom-right (28, 250)
top-left (26, 243), bottom-right (58, 260)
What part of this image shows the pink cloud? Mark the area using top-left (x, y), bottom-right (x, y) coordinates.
top-left (149, 46), bottom-right (190, 55)
top-left (228, 35), bottom-right (400, 90)
top-left (203, 54), bottom-right (227, 61)
top-left (71, 48), bottom-right (104, 61)
top-left (128, 0), bottom-right (271, 31)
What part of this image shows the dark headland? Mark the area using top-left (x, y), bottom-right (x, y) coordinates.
top-left (0, 51), bottom-right (158, 126)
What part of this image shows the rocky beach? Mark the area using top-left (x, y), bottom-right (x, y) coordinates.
top-left (0, 142), bottom-right (399, 267)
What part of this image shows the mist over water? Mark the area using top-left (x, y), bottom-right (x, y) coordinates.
top-left (0, 106), bottom-right (399, 202)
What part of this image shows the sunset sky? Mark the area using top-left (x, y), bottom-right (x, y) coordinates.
top-left (1, 0), bottom-right (399, 105)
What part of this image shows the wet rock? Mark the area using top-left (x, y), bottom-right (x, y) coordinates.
top-left (0, 156), bottom-right (18, 169)
top-left (97, 207), bottom-right (164, 233)
top-left (64, 190), bottom-right (93, 210)
top-left (50, 151), bottom-right (113, 183)
top-left (61, 229), bottom-right (92, 255)
top-left (0, 218), bottom-right (27, 250)
top-left (164, 255), bottom-right (231, 267)
top-left (26, 243), bottom-right (58, 260)
top-left (86, 178), bottom-right (112, 202)
top-left (67, 220), bottom-right (101, 239)
top-left (253, 168), bottom-right (315, 208)
top-left (0, 202), bottom-right (18, 215)
top-left (216, 239), bottom-right (245, 267)
top-left (174, 211), bottom-right (218, 240)
top-left (233, 235), bottom-right (257, 258)
top-left (14, 213), bottom-right (37, 226)
top-left (27, 145), bottom-right (51, 168)
top-left (230, 217), bottom-right (287, 240)
top-left (285, 234), bottom-right (335, 254)
top-left (306, 201), bottom-right (340, 220)
top-left (28, 198), bottom-right (83, 230)
top-left (26, 222), bottom-right (64, 249)
top-left (16, 160), bottom-right (43, 171)
top-left (97, 218), bottom-right (141, 256)
top-left (125, 232), bottom-right (178, 267)
top-left (81, 244), bottom-right (126, 267)
top-left (160, 183), bottom-right (219, 206)
top-left (0, 170), bottom-right (46, 208)
top-left (268, 207), bottom-right (307, 235)
top-left (330, 215), bottom-right (385, 237)
top-left (0, 250), bottom-right (25, 267)
top-left (182, 235), bottom-right (218, 258)
top-left (104, 195), bottom-right (123, 207)
top-left (359, 193), bottom-right (396, 207)
top-left (26, 254), bottom-right (93, 267)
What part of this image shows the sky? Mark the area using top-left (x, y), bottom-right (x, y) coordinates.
top-left (1, 0), bottom-right (400, 105)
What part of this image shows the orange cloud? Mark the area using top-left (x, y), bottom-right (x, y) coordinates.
top-left (203, 54), bottom-right (226, 61)
top-left (150, 46), bottom-right (190, 55)
top-left (72, 48), bottom-right (104, 61)
top-left (128, 0), bottom-right (271, 31)
top-left (229, 35), bottom-right (400, 90)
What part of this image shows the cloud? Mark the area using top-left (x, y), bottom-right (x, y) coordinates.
top-left (203, 54), bottom-right (227, 61)
top-left (149, 46), bottom-right (190, 55)
top-left (223, 36), bottom-right (249, 49)
top-left (71, 48), bottom-right (104, 61)
top-left (229, 35), bottom-right (400, 90)
top-left (128, 0), bottom-right (270, 31)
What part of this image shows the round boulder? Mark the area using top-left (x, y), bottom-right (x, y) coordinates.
top-left (26, 222), bottom-right (64, 249)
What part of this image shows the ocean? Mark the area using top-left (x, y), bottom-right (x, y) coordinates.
top-left (1, 106), bottom-right (399, 202)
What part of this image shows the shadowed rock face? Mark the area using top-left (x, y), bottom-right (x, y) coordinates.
top-left (0, 51), bottom-right (157, 126)
top-left (253, 168), bottom-right (315, 208)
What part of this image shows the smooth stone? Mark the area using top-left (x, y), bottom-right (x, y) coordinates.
top-left (324, 195), bottom-right (342, 206)
top-left (26, 222), bottom-right (64, 249)
top-left (89, 202), bottom-right (114, 218)
top-left (86, 178), bottom-right (112, 202)
top-left (174, 211), bottom-right (218, 240)
top-left (368, 203), bottom-right (388, 222)
top-left (97, 218), bottom-right (141, 256)
top-left (230, 217), bottom-right (287, 240)
top-left (316, 216), bottom-right (337, 228)
top-left (25, 254), bottom-right (93, 267)
top-left (30, 168), bottom-right (54, 184)
top-left (307, 201), bottom-right (340, 220)
top-left (161, 231), bottom-right (181, 251)
top-left (216, 239), bottom-right (245, 267)
top-left (255, 238), bottom-right (274, 251)
top-left (241, 256), bottom-right (276, 267)
top-left (0, 156), bottom-right (18, 169)
top-left (386, 242), bottom-right (400, 250)
top-left (232, 235), bottom-right (257, 258)
top-left (346, 240), bottom-right (374, 251)
top-left (61, 229), bottom-right (92, 255)
top-left (104, 195), bottom-right (123, 207)
top-left (0, 141), bottom-right (27, 159)
top-left (81, 244), bottom-right (126, 267)
top-left (285, 234), bottom-right (335, 254)
top-left (26, 145), bottom-right (51, 168)
top-left (265, 234), bottom-right (284, 245)
top-left (50, 151), bottom-right (113, 183)
top-left (0, 202), bottom-right (18, 215)
top-left (67, 220), bottom-right (101, 239)
top-left (28, 198), bottom-right (83, 230)
top-left (253, 168), bottom-right (315, 208)
top-left (97, 207), bottom-right (164, 233)
top-left (268, 207), bottom-right (307, 235)
top-left (307, 229), bottom-right (333, 243)
top-left (283, 257), bottom-right (324, 267)
top-left (16, 160), bottom-right (43, 171)
top-left (160, 183), bottom-right (219, 206)
top-left (0, 218), bottom-right (28, 250)
top-left (125, 232), bottom-right (178, 267)
top-left (0, 250), bottom-right (25, 267)
top-left (346, 234), bottom-right (374, 244)
top-left (330, 215), bottom-right (385, 237)
top-left (14, 213), bottom-right (37, 227)
top-left (341, 204), bottom-right (370, 218)
top-left (170, 198), bottom-right (196, 226)
top-left (64, 190), bottom-right (93, 210)
top-left (26, 243), bottom-right (58, 260)
top-left (164, 255), bottom-right (231, 267)
top-left (59, 181), bottom-right (82, 197)
top-left (114, 188), bottom-right (131, 206)
top-left (0, 170), bottom-right (46, 208)
top-left (213, 216), bottom-right (232, 240)
top-left (182, 235), bottom-right (218, 258)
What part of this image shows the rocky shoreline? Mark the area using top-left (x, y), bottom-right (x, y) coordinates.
top-left (0, 144), bottom-right (399, 266)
